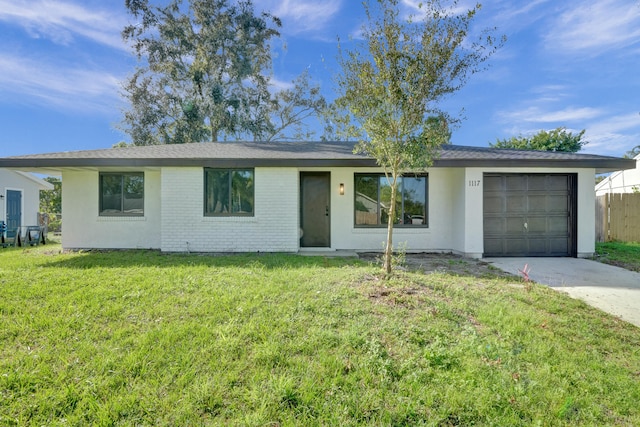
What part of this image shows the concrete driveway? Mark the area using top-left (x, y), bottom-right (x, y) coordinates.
top-left (484, 257), bottom-right (640, 328)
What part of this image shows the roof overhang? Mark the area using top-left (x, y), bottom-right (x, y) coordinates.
top-left (0, 142), bottom-right (635, 174)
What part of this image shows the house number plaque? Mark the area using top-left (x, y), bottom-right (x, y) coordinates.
top-left (468, 180), bottom-right (481, 187)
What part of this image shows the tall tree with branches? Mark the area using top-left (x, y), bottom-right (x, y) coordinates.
top-left (121, 0), bottom-right (326, 144)
top-left (332, 0), bottom-right (503, 274)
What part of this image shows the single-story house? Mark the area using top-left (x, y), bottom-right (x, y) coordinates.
top-left (1, 169), bottom-right (53, 237)
top-left (0, 141), bottom-right (634, 258)
top-left (595, 154), bottom-right (640, 196)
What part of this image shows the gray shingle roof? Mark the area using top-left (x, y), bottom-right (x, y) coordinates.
top-left (0, 141), bottom-right (634, 173)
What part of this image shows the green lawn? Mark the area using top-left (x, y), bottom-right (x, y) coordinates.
top-left (595, 241), bottom-right (640, 272)
top-left (1, 245), bottom-right (639, 426)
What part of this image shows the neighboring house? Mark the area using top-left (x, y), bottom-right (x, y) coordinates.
top-left (0, 141), bottom-right (634, 258)
top-left (1, 169), bottom-right (54, 237)
top-left (595, 154), bottom-right (640, 196)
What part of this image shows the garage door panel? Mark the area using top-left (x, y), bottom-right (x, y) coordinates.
top-left (548, 216), bottom-right (568, 233)
top-left (506, 175), bottom-right (526, 190)
top-left (549, 238), bottom-right (569, 254)
top-left (527, 195), bottom-right (548, 212)
top-left (483, 173), bottom-right (575, 257)
top-left (548, 175), bottom-right (568, 189)
top-left (484, 175), bottom-right (504, 191)
top-left (505, 238), bottom-right (528, 254)
top-left (484, 238), bottom-right (504, 255)
top-left (484, 196), bottom-right (504, 213)
top-left (547, 195), bottom-right (568, 212)
top-left (528, 238), bottom-right (548, 254)
top-left (527, 175), bottom-right (548, 190)
top-left (506, 217), bottom-right (526, 233)
top-left (506, 195), bottom-right (526, 212)
top-left (526, 217), bottom-right (547, 233)
top-left (484, 217), bottom-right (504, 232)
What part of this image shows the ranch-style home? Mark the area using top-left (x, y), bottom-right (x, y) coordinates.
top-left (0, 141), bottom-right (634, 258)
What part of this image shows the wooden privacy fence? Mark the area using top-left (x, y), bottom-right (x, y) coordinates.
top-left (596, 193), bottom-right (640, 242)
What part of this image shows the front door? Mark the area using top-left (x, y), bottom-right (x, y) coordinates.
top-left (6, 190), bottom-right (22, 238)
top-left (300, 172), bottom-right (330, 247)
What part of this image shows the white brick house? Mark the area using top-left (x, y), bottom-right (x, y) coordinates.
top-left (0, 141), bottom-right (634, 258)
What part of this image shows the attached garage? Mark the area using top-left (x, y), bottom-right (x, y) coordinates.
top-left (483, 173), bottom-right (577, 257)
top-left (0, 142), bottom-right (635, 257)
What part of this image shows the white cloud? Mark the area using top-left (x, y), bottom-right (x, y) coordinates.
top-left (0, 53), bottom-right (122, 113)
top-left (254, 0), bottom-right (343, 34)
top-left (0, 0), bottom-right (127, 51)
top-left (500, 106), bottom-right (604, 123)
top-left (544, 0), bottom-right (640, 56)
top-left (583, 113), bottom-right (640, 155)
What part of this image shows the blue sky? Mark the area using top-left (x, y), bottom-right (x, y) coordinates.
top-left (1, 0), bottom-right (639, 157)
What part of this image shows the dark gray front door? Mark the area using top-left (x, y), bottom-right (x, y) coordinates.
top-left (6, 190), bottom-right (22, 238)
top-left (483, 173), bottom-right (577, 257)
top-left (300, 172), bottom-right (330, 247)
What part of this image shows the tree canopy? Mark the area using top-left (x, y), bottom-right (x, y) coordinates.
top-left (120, 0), bottom-right (326, 145)
top-left (490, 127), bottom-right (587, 152)
top-left (39, 177), bottom-right (61, 214)
top-left (624, 145), bottom-right (640, 159)
top-left (332, 0), bottom-right (503, 273)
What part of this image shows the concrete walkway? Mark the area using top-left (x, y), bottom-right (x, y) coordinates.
top-left (484, 257), bottom-right (640, 328)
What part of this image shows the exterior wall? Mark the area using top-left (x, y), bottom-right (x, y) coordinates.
top-left (160, 167), bottom-right (299, 252)
top-left (322, 167), bottom-right (456, 253)
top-left (61, 170), bottom-right (161, 249)
top-left (595, 156), bottom-right (640, 196)
top-left (0, 169), bottom-right (49, 227)
top-left (56, 165), bottom-right (598, 258)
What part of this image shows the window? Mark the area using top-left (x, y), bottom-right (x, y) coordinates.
top-left (99, 173), bottom-right (144, 216)
top-left (204, 168), bottom-right (254, 216)
top-left (354, 174), bottom-right (427, 227)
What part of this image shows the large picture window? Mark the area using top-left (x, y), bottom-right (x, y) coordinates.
top-left (204, 168), bottom-right (254, 216)
top-left (99, 173), bottom-right (144, 216)
top-left (355, 174), bottom-right (427, 227)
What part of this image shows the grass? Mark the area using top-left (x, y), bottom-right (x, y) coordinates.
top-left (1, 245), bottom-right (639, 426)
top-left (595, 241), bottom-right (640, 272)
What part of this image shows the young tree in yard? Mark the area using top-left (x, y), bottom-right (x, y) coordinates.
top-left (490, 127), bottom-right (587, 152)
top-left (332, 0), bottom-right (503, 274)
top-left (121, 0), bottom-right (326, 144)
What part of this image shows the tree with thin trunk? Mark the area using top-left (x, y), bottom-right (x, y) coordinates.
top-left (332, 0), bottom-right (503, 274)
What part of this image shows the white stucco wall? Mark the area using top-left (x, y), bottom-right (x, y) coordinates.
top-left (61, 170), bottom-right (161, 249)
top-left (595, 156), bottom-right (640, 196)
top-left (160, 167), bottom-right (299, 252)
top-left (1, 169), bottom-right (51, 227)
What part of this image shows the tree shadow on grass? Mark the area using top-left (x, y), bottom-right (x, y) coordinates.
top-left (42, 249), bottom-right (362, 270)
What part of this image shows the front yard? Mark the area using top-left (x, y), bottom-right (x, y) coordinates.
top-left (595, 241), bottom-right (640, 272)
top-left (1, 245), bottom-right (639, 426)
